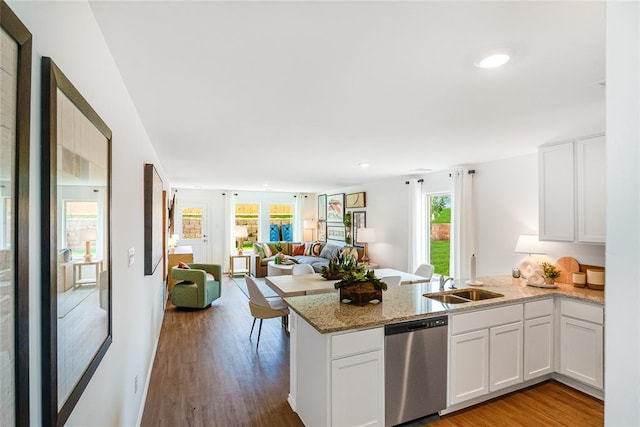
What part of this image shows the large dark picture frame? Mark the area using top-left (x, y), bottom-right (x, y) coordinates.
top-left (41, 57), bottom-right (113, 426)
top-left (144, 163), bottom-right (164, 275)
top-left (0, 2), bottom-right (32, 425)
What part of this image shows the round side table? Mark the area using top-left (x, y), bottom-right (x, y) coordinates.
top-left (267, 261), bottom-right (295, 276)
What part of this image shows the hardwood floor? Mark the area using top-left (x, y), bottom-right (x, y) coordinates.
top-left (430, 381), bottom-right (603, 426)
top-left (141, 277), bottom-right (303, 427)
top-left (142, 277), bottom-right (603, 427)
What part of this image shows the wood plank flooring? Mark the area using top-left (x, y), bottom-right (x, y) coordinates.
top-left (142, 277), bottom-right (603, 426)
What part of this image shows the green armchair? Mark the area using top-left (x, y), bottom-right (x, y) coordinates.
top-left (171, 263), bottom-right (222, 308)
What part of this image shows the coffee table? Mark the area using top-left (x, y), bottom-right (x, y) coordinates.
top-left (267, 260), bottom-right (295, 276)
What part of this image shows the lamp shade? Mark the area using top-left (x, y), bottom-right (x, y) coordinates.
top-left (515, 234), bottom-right (545, 254)
top-left (357, 228), bottom-right (376, 243)
top-left (234, 226), bottom-right (248, 238)
top-left (303, 220), bottom-right (317, 229)
top-left (78, 228), bottom-right (97, 241)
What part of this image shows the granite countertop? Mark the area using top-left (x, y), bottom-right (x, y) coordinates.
top-left (284, 275), bottom-right (605, 334)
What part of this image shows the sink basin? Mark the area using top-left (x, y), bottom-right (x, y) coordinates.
top-left (424, 288), bottom-right (504, 304)
top-left (424, 294), bottom-right (470, 304)
top-left (450, 289), bottom-right (504, 301)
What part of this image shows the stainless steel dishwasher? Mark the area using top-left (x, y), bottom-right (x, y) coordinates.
top-left (384, 316), bottom-right (448, 426)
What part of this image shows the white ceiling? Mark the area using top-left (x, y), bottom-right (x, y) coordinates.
top-left (89, 1), bottom-right (605, 193)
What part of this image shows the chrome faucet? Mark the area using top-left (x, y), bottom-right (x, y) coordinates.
top-left (439, 276), bottom-right (456, 291)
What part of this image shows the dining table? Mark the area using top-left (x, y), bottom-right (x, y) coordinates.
top-left (264, 268), bottom-right (431, 298)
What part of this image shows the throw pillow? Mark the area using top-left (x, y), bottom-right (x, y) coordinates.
top-left (178, 262), bottom-right (190, 269)
top-left (341, 246), bottom-right (359, 262)
top-left (310, 241), bottom-right (323, 257)
top-left (262, 243), bottom-right (273, 258)
top-left (254, 243), bottom-right (265, 258)
top-left (319, 243), bottom-right (340, 260)
top-left (292, 244), bottom-right (306, 256)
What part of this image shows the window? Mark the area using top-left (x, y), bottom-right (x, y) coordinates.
top-left (427, 194), bottom-right (451, 276)
top-left (181, 207), bottom-right (204, 239)
top-left (235, 203), bottom-right (259, 249)
top-left (269, 204), bottom-right (294, 241)
top-left (64, 201), bottom-right (98, 258)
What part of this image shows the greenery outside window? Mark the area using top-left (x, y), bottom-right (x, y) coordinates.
top-left (236, 203), bottom-right (259, 249)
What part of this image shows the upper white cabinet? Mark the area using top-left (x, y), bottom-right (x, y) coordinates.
top-left (539, 142), bottom-right (575, 241)
top-left (539, 135), bottom-right (605, 243)
top-left (576, 136), bottom-right (606, 243)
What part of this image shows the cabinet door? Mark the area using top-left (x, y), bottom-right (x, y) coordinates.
top-left (560, 316), bottom-right (604, 389)
top-left (576, 136), bottom-right (606, 243)
top-left (449, 329), bottom-right (489, 405)
top-left (539, 143), bottom-right (575, 241)
top-left (524, 315), bottom-right (554, 380)
top-left (489, 322), bottom-right (523, 392)
top-left (331, 349), bottom-right (384, 427)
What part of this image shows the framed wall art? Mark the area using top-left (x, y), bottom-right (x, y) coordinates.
top-left (144, 163), bottom-right (164, 275)
top-left (41, 57), bottom-right (112, 426)
top-left (317, 194), bottom-right (326, 221)
top-left (352, 211), bottom-right (367, 246)
top-left (326, 193), bottom-right (344, 223)
top-left (1, 3), bottom-right (32, 425)
top-left (317, 221), bottom-right (327, 242)
top-left (327, 224), bottom-right (346, 241)
top-left (346, 192), bottom-right (366, 208)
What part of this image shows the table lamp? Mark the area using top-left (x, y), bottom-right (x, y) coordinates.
top-left (168, 234), bottom-right (179, 251)
top-left (357, 227), bottom-right (376, 263)
top-left (234, 226), bottom-right (248, 255)
top-left (303, 219), bottom-right (317, 242)
top-left (79, 227), bottom-right (97, 262)
top-left (515, 234), bottom-right (551, 283)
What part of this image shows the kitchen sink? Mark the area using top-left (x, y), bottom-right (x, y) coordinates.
top-left (424, 288), bottom-right (504, 304)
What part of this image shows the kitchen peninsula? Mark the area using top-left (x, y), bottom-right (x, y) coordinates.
top-left (285, 276), bottom-right (605, 427)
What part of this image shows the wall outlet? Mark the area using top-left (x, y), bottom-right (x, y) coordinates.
top-left (134, 374), bottom-right (139, 394)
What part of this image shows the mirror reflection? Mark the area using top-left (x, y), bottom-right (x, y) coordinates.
top-left (55, 89), bottom-right (109, 408)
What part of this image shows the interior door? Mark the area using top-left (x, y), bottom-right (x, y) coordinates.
top-left (176, 201), bottom-right (210, 262)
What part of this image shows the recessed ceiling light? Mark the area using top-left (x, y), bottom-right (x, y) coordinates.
top-left (358, 162), bottom-right (370, 168)
top-left (263, 183), bottom-right (270, 188)
top-left (475, 52), bottom-right (511, 69)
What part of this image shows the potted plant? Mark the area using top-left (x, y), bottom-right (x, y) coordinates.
top-left (334, 269), bottom-right (387, 306)
top-left (541, 262), bottom-right (561, 284)
top-left (274, 242), bottom-right (284, 254)
top-left (321, 251), bottom-right (358, 280)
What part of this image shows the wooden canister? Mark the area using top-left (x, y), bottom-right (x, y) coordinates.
top-left (586, 269), bottom-right (605, 290)
top-left (572, 272), bottom-right (586, 288)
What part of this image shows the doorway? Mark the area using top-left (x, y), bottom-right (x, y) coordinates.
top-left (176, 201), bottom-right (210, 262)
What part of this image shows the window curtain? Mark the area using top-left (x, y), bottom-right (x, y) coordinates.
top-left (407, 179), bottom-right (425, 273)
top-left (293, 194), bottom-right (304, 242)
top-left (450, 169), bottom-right (475, 282)
top-left (223, 192), bottom-right (236, 273)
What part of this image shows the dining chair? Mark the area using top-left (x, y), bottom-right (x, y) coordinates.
top-left (245, 275), bottom-right (290, 348)
top-left (414, 264), bottom-right (435, 281)
top-left (292, 264), bottom-right (315, 275)
top-left (380, 275), bottom-right (402, 288)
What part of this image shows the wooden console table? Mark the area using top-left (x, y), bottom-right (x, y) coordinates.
top-left (167, 246), bottom-right (194, 293)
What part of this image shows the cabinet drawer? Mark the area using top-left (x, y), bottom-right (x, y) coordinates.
top-left (525, 299), bottom-right (554, 319)
top-left (331, 327), bottom-right (383, 359)
top-left (561, 299), bottom-right (603, 325)
top-left (451, 304), bottom-right (523, 335)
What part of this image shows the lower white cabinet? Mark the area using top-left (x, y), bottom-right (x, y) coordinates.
top-left (524, 315), bottom-right (554, 380)
top-left (331, 349), bottom-right (384, 427)
top-left (560, 316), bottom-right (604, 389)
top-left (449, 329), bottom-right (489, 405)
top-left (489, 321), bottom-right (523, 391)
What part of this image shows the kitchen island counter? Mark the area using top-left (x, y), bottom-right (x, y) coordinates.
top-left (284, 275), bottom-right (605, 334)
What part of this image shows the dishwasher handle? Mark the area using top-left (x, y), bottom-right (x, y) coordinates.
top-left (384, 316), bottom-right (448, 336)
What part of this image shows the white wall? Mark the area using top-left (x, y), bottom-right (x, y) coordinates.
top-left (605, 2), bottom-right (640, 424)
top-left (9, 1), bottom-right (167, 425)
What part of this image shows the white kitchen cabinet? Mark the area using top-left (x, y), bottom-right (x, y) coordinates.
top-left (559, 300), bottom-right (604, 390)
top-left (331, 349), bottom-right (384, 427)
top-left (576, 136), bottom-right (606, 243)
top-left (539, 142), bottom-right (575, 241)
top-left (538, 136), bottom-right (606, 243)
top-left (523, 299), bottom-right (554, 381)
top-left (489, 321), bottom-right (523, 391)
top-left (292, 316), bottom-right (385, 427)
top-left (449, 329), bottom-right (489, 405)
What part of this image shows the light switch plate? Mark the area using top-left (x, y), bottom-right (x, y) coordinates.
top-left (128, 247), bottom-right (135, 267)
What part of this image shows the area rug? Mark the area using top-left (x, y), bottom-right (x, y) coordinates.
top-left (233, 276), bottom-right (278, 299)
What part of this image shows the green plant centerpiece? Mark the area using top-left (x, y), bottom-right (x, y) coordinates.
top-left (273, 242), bottom-right (284, 253)
top-left (541, 262), bottom-right (561, 284)
top-left (321, 251), bottom-right (358, 280)
top-left (334, 268), bottom-right (387, 306)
